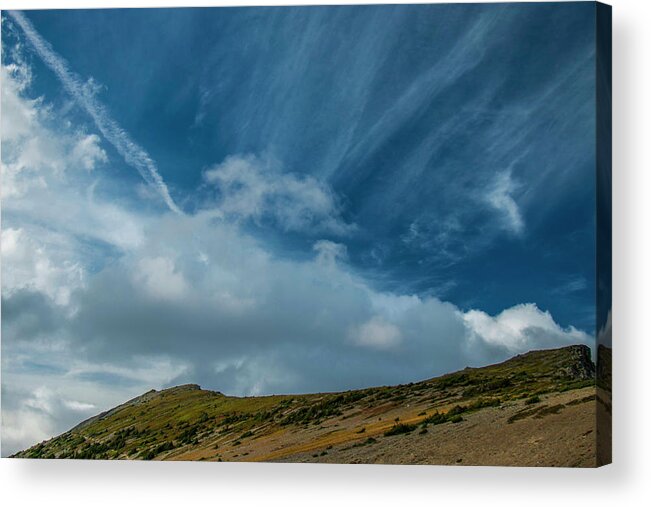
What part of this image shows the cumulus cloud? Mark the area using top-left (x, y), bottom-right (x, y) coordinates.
top-left (1, 228), bottom-right (84, 306)
top-left (70, 134), bottom-right (107, 171)
top-left (0, 383), bottom-right (96, 457)
top-left (313, 240), bottom-right (347, 267)
top-left (1, 45), bottom-right (592, 456)
top-left (351, 317), bottom-right (402, 350)
top-left (134, 257), bottom-right (189, 301)
top-left (204, 154), bottom-right (353, 235)
top-left (463, 303), bottom-right (591, 354)
top-left (1, 58), bottom-right (146, 253)
top-left (2, 393), bottom-right (57, 456)
top-left (41, 212), bottom-right (588, 396)
top-left (1, 58), bottom-right (37, 143)
top-left (1, 61), bottom-right (61, 198)
top-left (4, 197), bottom-right (589, 396)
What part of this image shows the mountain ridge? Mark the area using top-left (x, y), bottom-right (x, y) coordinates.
top-left (12, 344), bottom-right (608, 466)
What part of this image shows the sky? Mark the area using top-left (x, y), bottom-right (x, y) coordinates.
top-left (1, 3), bottom-right (599, 456)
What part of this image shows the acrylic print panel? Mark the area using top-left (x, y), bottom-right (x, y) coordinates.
top-left (1, 2), bottom-right (611, 466)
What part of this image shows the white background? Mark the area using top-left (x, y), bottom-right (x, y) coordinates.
top-left (0, 0), bottom-right (649, 505)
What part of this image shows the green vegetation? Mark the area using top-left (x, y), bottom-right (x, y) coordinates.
top-left (12, 345), bottom-right (596, 460)
top-left (280, 391), bottom-right (368, 426)
top-left (346, 437), bottom-right (378, 450)
top-left (420, 406), bottom-right (467, 427)
top-left (384, 423), bottom-right (417, 436)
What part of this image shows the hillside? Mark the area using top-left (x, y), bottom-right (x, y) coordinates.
top-left (12, 345), bottom-right (610, 466)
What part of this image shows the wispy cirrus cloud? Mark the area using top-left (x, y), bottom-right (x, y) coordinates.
top-left (487, 169), bottom-right (524, 235)
top-left (203, 154), bottom-right (354, 235)
top-left (7, 10), bottom-right (182, 215)
top-left (1, 5), bottom-right (597, 458)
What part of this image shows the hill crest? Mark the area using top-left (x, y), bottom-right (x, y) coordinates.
top-left (13, 344), bottom-right (605, 466)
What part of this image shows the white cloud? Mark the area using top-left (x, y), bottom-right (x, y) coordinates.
top-left (1, 61), bottom-right (36, 142)
top-left (62, 400), bottom-right (96, 412)
top-left (1, 227), bottom-right (84, 306)
top-left (1, 57), bottom-right (147, 252)
top-left (70, 134), bottom-right (107, 171)
top-left (56, 210), bottom-right (590, 392)
top-left (1, 404), bottom-right (54, 457)
top-left (487, 169), bottom-right (524, 235)
top-left (1, 386), bottom-right (92, 455)
top-left (204, 154), bottom-right (353, 235)
top-left (351, 316), bottom-right (402, 350)
top-left (7, 11), bottom-right (182, 214)
top-left (463, 303), bottom-right (591, 354)
top-left (313, 240), bottom-right (347, 267)
top-left (0, 354), bottom-right (188, 456)
top-left (134, 256), bottom-right (188, 301)
top-left (1, 62), bottom-right (56, 198)
top-left (1, 58), bottom-right (148, 326)
top-left (1, 50), bottom-right (593, 456)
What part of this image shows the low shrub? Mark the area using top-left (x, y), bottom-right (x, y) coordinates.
top-left (384, 423), bottom-right (416, 436)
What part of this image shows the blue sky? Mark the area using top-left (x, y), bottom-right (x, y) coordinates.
top-left (2, 3), bottom-right (598, 455)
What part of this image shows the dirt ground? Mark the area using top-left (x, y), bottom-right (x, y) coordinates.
top-left (266, 387), bottom-right (601, 467)
top-left (176, 386), bottom-right (603, 467)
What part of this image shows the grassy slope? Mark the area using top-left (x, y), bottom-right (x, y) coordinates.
top-left (13, 345), bottom-right (599, 464)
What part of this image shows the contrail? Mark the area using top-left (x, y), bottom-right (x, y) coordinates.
top-left (8, 10), bottom-right (183, 215)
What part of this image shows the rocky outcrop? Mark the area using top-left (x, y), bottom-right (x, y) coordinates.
top-left (557, 344), bottom-right (596, 380)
